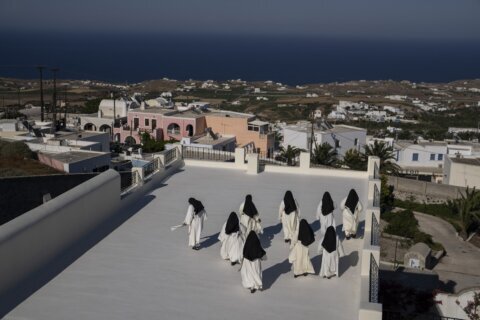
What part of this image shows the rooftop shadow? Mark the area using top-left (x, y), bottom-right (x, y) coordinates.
top-left (261, 222), bottom-right (282, 249)
top-left (200, 232), bottom-right (220, 249)
top-left (311, 220), bottom-right (320, 233)
top-left (262, 259), bottom-right (291, 291)
top-left (311, 254), bottom-right (322, 275)
top-left (0, 193), bottom-right (157, 318)
top-left (339, 250), bottom-right (359, 277)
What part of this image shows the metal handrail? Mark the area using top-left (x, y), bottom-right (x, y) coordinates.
top-left (371, 213), bottom-right (380, 247)
top-left (369, 253), bottom-right (379, 303)
top-left (182, 146), bottom-right (235, 162)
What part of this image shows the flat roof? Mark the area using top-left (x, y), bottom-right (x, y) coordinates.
top-left (6, 166), bottom-right (367, 320)
top-left (192, 135), bottom-right (236, 145)
top-left (206, 110), bottom-right (255, 119)
top-left (42, 151), bottom-right (108, 163)
top-left (450, 157), bottom-right (480, 166)
top-left (55, 131), bottom-right (108, 140)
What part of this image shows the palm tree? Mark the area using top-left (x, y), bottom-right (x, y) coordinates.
top-left (447, 187), bottom-right (480, 240)
top-left (278, 145), bottom-right (303, 166)
top-left (342, 148), bottom-right (367, 171)
top-left (311, 142), bottom-right (338, 167)
top-left (364, 140), bottom-right (400, 175)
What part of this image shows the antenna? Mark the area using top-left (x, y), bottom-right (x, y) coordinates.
top-left (36, 66), bottom-right (45, 122)
top-left (51, 68), bottom-right (59, 131)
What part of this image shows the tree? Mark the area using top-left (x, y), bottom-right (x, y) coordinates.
top-left (311, 142), bottom-right (338, 167)
top-left (140, 132), bottom-right (165, 153)
top-left (342, 148), bottom-right (367, 171)
top-left (364, 140), bottom-right (400, 175)
top-left (278, 145), bottom-right (303, 166)
top-left (447, 187), bottom-right (480, 240)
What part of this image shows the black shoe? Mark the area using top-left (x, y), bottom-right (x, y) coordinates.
top-left (193, 246), bottom-right (200, 250)
top-left (351, 234), bottom-right (357, 239)
top-left (322, 276), bottom-right (327, 279)
top-left (250, 288), bottom-right (256, 293)
top-left (231, 261), bottom-right (237, 266)
top-left (303, 273), bottom-right (308, 277)
top-left (345, 236), bottom-right (351, 240)
top-left (294, 274), bottom-right (299, 278)
top-left (285, 239), bottom-right (290, 243)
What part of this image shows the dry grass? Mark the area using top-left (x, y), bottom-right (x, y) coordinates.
top-left (0, 157), bottom-right (62, 177)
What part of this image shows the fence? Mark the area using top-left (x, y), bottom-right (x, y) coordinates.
top-left (387, 176), bottom-right (467, 201)
top-left (143, 160), bottom-right (156, 178)
top-left (120, 170), bottom-right (141, 192)
top-left (371, 213), bottom-right (380, 247)
top-left (373, 184), bottom-right (380, 208)
top-left (369, 253), bottom-right (379, 304)
top-left (256, 151), bottom-right (296, 166)
top-left (164, 148), bottom-right (177, 166)
top-left (182, 146), bottom-right (235, 162)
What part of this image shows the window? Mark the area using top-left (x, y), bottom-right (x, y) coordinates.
top-left (167, 123), bottom-right (181, 135)
top-left (145, 118), bottom-right (150, 127)
top-left (354, 138), bottom-right (358, 146)
top-left (133, 118), bottom-right (139, 130)
top-left (412, 153), bottom-right (419, 161)
top-left (430, 154), bottom-right (435, 161)
top-left (335, 139), bottom-right (340, 148)
top-left (438, 154), bottom-right (443, 161)
top-left (152, 119), bottom-right (157, 130)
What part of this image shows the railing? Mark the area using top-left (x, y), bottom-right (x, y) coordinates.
top-left (256, 151), bottom-right (297, 166)
top-left (369, 253), bottom-right (379, 304)
top-left (182, 146), bottom-right (235, 162)
top-left (374, 162), bottom-right (380, 180)
top-left (143, 160), bottom-right (156, 178)
top-left (373, 183), bottom-right (380, 208)
top-left (164, 148), bottom-right (177, 166)
top-left (371, 213), bottom-right (380, 247)
top-left (120, 170), bottom-right (140, 192)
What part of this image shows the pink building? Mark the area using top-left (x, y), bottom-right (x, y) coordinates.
top-left (113, 108), bottom-right (206, 144)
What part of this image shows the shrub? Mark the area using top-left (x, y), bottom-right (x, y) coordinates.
top-left (0, 141), bottom-right (35, 159)
top-left (384, 209), bottom-right (417, 238)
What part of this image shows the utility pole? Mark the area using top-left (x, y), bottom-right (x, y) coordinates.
top-left (17, 86), bottom-right (21, 111)
top-left (51, 68), bottom-right (59, 131)
top-left (310, 110), bottom-right (315, 153)
top-left (37, 66), bottom-right (45, 122)
top-left (64, 85), bottom-right (68, 128)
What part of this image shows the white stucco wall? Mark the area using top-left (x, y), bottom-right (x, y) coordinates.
top-left (444, 157), bottom-right (480, 188)
top-left (282, 127), bottom-right (308, 150)
top-left (396, 144), bottom-right (446, 168)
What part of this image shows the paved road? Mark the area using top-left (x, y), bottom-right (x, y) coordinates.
top-left (413, 211), bottom-right (480, 292)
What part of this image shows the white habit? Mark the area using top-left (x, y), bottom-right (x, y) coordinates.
top-left (239, 202), bottom-right (263, 234)
top-left (241, 256), bottom-right (266, 290)
top-left (316, 200), bottom-right (335, 242)
top-left (218, 223), bottom-right (245, 263)
top-left (278, 200), bottom-right (300, 241)
top-left (340, 197), bottom-right (362, 237)
top-left (184, 204), bottom-right (207, 247)
top-left (288, 241), bottom-right (315, 276)
top-left (319, 237), bottom-right (345, 278)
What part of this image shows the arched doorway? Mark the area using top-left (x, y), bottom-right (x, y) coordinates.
top-left (84, 123), bottom-right (96, 131)
top-left (114, 133), bottom-right (121, 142)
top-left (125, 136), bottom-right (136, 145)
top-left (186, 124), bottom-right (194, 137)
top-left (99, 124), bottom-right (111, 134)
top-left (167, 123), bottom-right (180, 135)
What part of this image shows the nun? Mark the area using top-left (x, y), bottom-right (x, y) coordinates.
top-left (288, 219), bottom-right (315, 278)
top-left (278, 190), bottom-right (300, 243)
top-left (316, 191), bottom-right (336, 241)
top-left (319, 225), bottom-right (345, 279)
top-left (218, 212), bottom-right (245, 265)
top-left (239, 195), bottom-right (263, 235)
top-left (241, 231), bottom-right (267, 293)
top-left (340, 189), bottom-right (363, 239)
top-left (184, 198), bottom-right (207, 250)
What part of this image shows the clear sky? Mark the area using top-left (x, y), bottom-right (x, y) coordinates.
top-left (1, 0), bottom-right (479, 40)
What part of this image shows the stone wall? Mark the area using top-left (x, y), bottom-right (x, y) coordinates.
top-left (387, 176), bottom-right (467, 202)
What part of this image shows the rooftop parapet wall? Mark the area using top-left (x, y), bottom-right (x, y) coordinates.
top-left (0, 170), bottom-right (121, 316)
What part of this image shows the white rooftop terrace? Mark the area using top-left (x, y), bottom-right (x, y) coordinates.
top-left (0, 148), bottom-right (381, 320)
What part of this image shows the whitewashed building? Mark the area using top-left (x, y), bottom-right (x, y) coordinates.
top-left (282, 122), bottom-right (366, 157)
top-left (444, 156), bottom-right (480, 188)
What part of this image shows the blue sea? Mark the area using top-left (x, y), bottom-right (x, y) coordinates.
top-left (0, 32), bottom-right (479, 84)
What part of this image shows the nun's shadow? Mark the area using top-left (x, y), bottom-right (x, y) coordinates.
top-left (262, 259), bottom-right (291, 290)
top-left (200, 232), bottom-right (220, 249)
top-left (311, 254), bottom-right (322, 275)
top-left (339, 250), bottom-right (359, 277)
top-left (260, 222), bottom-right (282, 249)
top-left (311, 220), bottom-right (320, 233)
